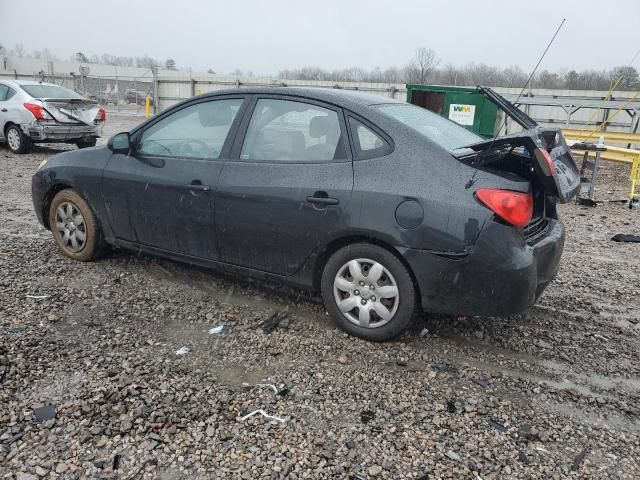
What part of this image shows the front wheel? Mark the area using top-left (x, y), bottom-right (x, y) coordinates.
top-left (321, 243), bottom-right (417, 341)
top-left (48, 189), bottom-right (104, 261)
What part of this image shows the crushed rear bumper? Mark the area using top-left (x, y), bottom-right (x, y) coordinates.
top-left (403, 218), bottom-right (565, 316)
top-left (23, 122), bottom-right (102, 142)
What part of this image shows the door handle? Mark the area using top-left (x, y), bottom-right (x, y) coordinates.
top-left (0, 109), bottom-right (7, 112)
top-left (306, 192), bottom-right (339, 206)
top-left (185, 182), bottom-right (210, 192)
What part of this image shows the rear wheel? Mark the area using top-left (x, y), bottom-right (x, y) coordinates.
top-left (5, 125), bottom-right (31, 154)
top-left (76, 139), bottom-right (97, 149)
top-left (321, 243), bottom-right (417, 341)
top-left (48, 189), bottom-right (104, 261)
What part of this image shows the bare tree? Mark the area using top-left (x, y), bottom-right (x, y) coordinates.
top-left (609, 66), bottom-right (639, 90)
top-left (165, 58), bottom-right (177, 70)
top-left (413, 47), bottom-right (439, 84)
top-left (76, 52), bottom-right (89, 63)
top-left (13, 43), bottom-right (25, 57)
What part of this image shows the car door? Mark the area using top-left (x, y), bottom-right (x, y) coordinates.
top-left (0, 83), bottom-right (18, 140)
top-left (101, 96), bottom-right (246, 259)
top-left (215, 96), bottom-right (354, 275)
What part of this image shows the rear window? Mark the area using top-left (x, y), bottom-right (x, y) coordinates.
top-left (375, 103), bottom-right (483, 152)
top-left (20, 84), bottom-right (83, 99)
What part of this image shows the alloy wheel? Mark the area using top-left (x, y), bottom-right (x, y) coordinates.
top-left (333, 258), bottom-right (400, 328)
top-left (7, 128), bottom-right (21, 151)
top-left (55, 202), bottom-right (87, 252)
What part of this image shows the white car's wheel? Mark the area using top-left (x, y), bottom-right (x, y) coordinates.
top-left (5, 125), bottom-right (31, 154)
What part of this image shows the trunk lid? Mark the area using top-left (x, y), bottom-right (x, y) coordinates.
top-left (38, 98), bottom-right (101, 126)
top-left (457, 87), bottom-right (580, 203)
top-left (460, 127), bottom-right (581, 203)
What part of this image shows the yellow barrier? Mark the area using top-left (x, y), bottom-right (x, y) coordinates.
top-left (570, 145), bottom-right (638, 166)
top-left (631, 159), bottom-right (640, 202)
top-left (145, 96), bottom-right (151, 119)
top-left (569, 144), bottom-right (640, 201)
top-left (563, 129), bottom-right (640, 146)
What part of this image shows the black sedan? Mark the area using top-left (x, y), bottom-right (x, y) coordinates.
top-left (32, 87), bottom-right (580, 341)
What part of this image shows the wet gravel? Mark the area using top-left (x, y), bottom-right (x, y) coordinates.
top-left (1, 115), bottom-right (639, 479)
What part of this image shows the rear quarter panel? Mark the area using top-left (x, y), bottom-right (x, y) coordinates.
top-left (346, 109), bottom-right (504, 254)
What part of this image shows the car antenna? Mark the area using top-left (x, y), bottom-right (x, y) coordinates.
top-left (465, 18), bottom-right (566, 189)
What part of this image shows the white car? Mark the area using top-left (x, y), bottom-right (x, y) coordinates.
top-left (0, 80), bottom-right (105, 153)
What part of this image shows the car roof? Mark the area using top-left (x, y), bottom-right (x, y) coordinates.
top-left (0, 79), bottom-right (62, 87)
top-left (199, 86), bottom-right (404, 108)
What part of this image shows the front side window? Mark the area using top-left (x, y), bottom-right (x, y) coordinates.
top-left (240, 99), bottom-right (345, 162)
top-left (0, 84), bottom-right (9, 101)
top-left (137, 98), bottom-right (242, 160)
top-left (376, 103), bottom-right (483, 152)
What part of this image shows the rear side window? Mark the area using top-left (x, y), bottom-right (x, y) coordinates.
top-left (348, 117), bottom-right (391, 159)
top-left (137, 98), bottom-right (243, 160)
top-left (6, 88), bottom-right (16, 100)
top-left (240, 99), bottom-right (346, 162)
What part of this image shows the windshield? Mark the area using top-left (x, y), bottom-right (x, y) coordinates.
top-left (376, 103), bottom-right (483, 152)
top-left (20, 84), bottom-right (83, 99)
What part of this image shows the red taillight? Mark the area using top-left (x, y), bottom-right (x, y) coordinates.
top-left (96, 107), bottom-right (106, 121)
top-left (476, 188), bottom-right (533, 228)
top-left (535, 148), bottom-right (556, 176)
top-left (24, 102), bottom-right (51, 120)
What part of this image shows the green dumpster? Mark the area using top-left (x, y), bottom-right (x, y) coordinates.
top-left (406, 85), bottom-right (502, 137)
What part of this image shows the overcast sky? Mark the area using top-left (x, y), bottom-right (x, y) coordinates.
top-left (1, 0), bottom-right (638, 74)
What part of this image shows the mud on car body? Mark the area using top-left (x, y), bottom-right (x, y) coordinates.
top-left (31, 87), bottom-right (580, 341)
top-left (0, 79), bottom-right (105, 153)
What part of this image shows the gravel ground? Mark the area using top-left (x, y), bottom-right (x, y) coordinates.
top-left (1, 114), bottom-right (639, 479)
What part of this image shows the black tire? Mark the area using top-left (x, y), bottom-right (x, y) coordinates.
top-left (321, 243), bottom-right (417, 341)
top-left (76, 139), bottom-right (97, 149)
top-left (48, 189), bottom-right (105, 262)
top-left (5, 124), bottom-right (31, 154)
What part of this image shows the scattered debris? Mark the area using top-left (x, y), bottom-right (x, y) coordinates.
top-left (33, 404), bottom-right (56, 422)
top-left (472, 377), bottom-right (490, 388)
top-left (175, 347), bottom-right (189, 356)
top-left (419, 327), bottom-right (429, 337)
top-left (258, 310), bottom-right (289, 333)
top-left (256, 383), bottom-right (278, 394)
top-left (446, 399), bottom-right (457, 413)
top-left (360, 410), bottom-right (375, 424)
top-left (337, 353), bottom-right (349, 365)
top-left (431, 363), bottom-right (459, 374)
top-left (241, 409), bottom-right (286, 423)
top-left (489, 419), bottom-right (507, 432)
top-left (577, 198), bottom-right (598, 207)
top-left (446, 450), bottom-right (461, 462)
top-left (571, 448), bottom-right (588, 471)
top-left (208, 325), bottom-right (225, 334)
top-left (611, 234), bottom-right (640, 243)
top-left (25, 294), bottom-right (52, 300)
top-left (345, 439), bottom-right (356, 449)
top-left (518, 450), bottom-right (529, 464)
top-left (112, 454), bottom-right (122, 470)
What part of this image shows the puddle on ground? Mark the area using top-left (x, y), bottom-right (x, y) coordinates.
top-left (545, 401), bottom-right (640, 433)
top-left (542, 359), bottom-right (640, 393)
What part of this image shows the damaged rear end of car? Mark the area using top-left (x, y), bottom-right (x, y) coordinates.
top-left (25, 97), bottom-right (105, 145)
top-left (404, 87), bottom-right (581, 318)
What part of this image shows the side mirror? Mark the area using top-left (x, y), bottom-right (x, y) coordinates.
top-left (108, 132), bottom-right (131, 154)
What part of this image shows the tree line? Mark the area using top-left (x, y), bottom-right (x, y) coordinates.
top-left (279, 48), bottom-right (640, 91)
top-left (2, 43), bottom-right (638, 91)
